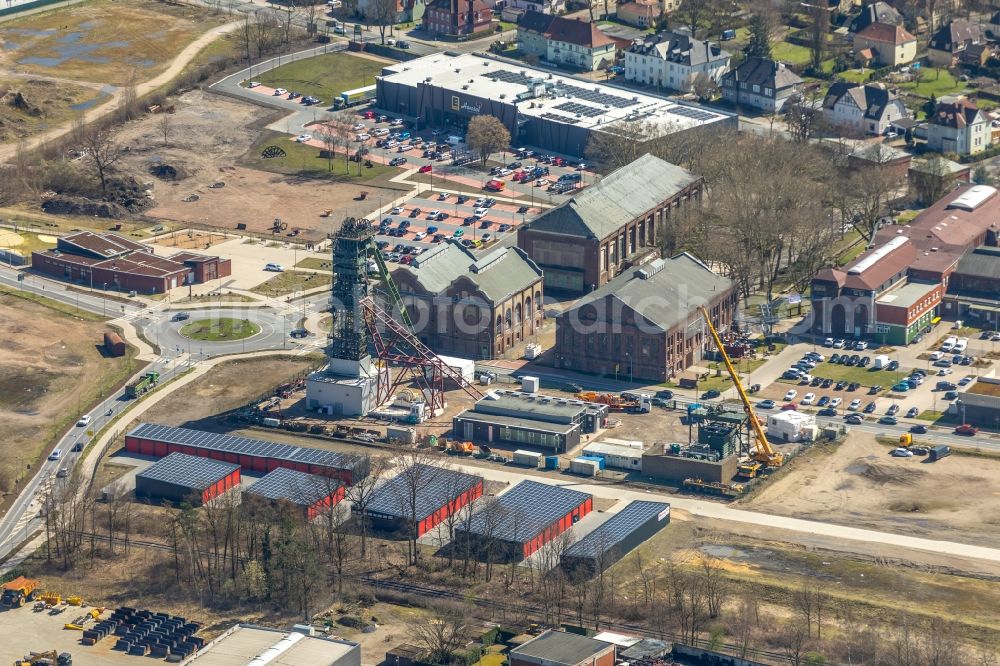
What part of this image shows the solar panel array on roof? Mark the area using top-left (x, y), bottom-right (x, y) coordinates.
top-left (482, 70), bottom-right (533, 86)
top-left (366, 464), bottom-right (481, 522)
top-left (554, 82), bottom-right (638, 109)
top-left (463, 480), bottom-right (591, 543)
top-left (563, 501), bottom-right (669, 560)
top-left (554, 101), bottom-right (604, 118)
top-left (137, 452), bottom-right (238, 489)
top-left (665, 105), bottom-right (717, 122)
top-left (245, 467), bottom-right (337, 507)
top-left (541, 113), bottom-right (580, 124)
top-left (127, 423), bottom-right (364, 471)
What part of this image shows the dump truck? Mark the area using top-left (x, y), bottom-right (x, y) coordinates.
top-left (125, 371), bottom-right (159, 399)
top-left (2, 577), bottom-right (40, 607)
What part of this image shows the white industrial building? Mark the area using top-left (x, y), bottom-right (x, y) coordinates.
top-left (582, 441), bottom-right (644, 471)
top-left (766, 411), bottom-right (817, 443)
top-left (186, 624), bottom-right (360, 666)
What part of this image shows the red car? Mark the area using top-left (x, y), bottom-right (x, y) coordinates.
top-left (781, 402), bottom-right (798, 411)
top-left (419, 165), bottom-right (433, 173)
top-left (954, 424), bottom-right (978, 436)
top-left (363, 110), bottom-right (376, 119)
top-left (551, 157), bottom-right (565, 166)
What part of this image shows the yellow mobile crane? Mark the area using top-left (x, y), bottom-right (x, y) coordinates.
top-left (698, 306), bottom-right (783, 477)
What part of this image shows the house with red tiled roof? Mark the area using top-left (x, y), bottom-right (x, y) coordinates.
top-left (852, 21), bottom-right (917, 66)
top-left (423, 0), bottom-right (493, 38)
top-left (516, 15), bottom-right (616, 71)
top-left (927, 96), bottom-right (992, 156)
top-left (810, 184), bottom-right (1000, 343)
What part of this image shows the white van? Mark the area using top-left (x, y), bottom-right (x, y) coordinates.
top-left (941, 336), bottom-right (957, 352)
top-left (954, 337), bottom-right (968, 353)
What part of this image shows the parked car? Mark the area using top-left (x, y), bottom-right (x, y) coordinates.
top-left (757, 399), bottom-right (776, 409)
top-left (784, 389), bottom-right (798, 401)
top-left (864, 402), bottom-right (877, 413)
top-left (419, 165), bottom-right (433, 173)
top-left (887, 404), bottom-right (899, 416)
top-left (848, 399), bottom-right (861, 410)
top-left (829, 397), bottom-right (842, 408)
top-left (817, 395), bottom-right (830, 407)
top-left (264, 262), bottom-right (284, 272)
top-left (906, 407), bottom-right (919, 418)
top-left (890, 447), bottom-right (913, 457)
top-left (801, 392), bottom-right (816, 405)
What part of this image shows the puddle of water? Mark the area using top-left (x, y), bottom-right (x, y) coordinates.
top-left (699, 545), bottom-right (748, 558)
top-left (70, 92), bottom-right (111, 111)
top-left (17, 32), bottom-right (127, 68)
top-left (4, 27), bottom-right (58, 37)
top-left (134, 59), bottom-right (155, 68)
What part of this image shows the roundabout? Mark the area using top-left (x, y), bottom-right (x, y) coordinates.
top-left (139, 307), bottom-right (303, 358)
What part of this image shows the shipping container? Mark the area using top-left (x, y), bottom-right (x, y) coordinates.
top-left (928, 444), bottom-right (951, 461)
top-left (513, 450), bottom-right (543, 467)
top-left (103, 331), bottom-right (126, 357)
top-left (386, 426), bottom-right (417, 444)
top-left (579, 455), bottom-right (605, 470)
top-left (569, 457), bottom-right (599, 476)
top-left (521, 376), bottom-right (540, 393)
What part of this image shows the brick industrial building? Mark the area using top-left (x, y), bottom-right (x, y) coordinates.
top-left (553, 253), bottom-right (737, 381)
top-left (31, 231), bottom-right (230, 294)
top-left (390, 241), bottom-right (543, 359)
top-left (811, 185), bottom-right (1000, 342)
top-left (517, 155), bottom-right (703, 294)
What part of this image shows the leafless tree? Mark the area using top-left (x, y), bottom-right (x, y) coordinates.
top-left (82, 126), bottom-right (123, 195)
top-left (159, 113), bottom-right (173, 146)
top-left (466, 115), bottom-right (511, 167)
top-left (911, 154), bottom-right (957, 206)
top-left (699, 556), bottom-right (728, 619)
top-left (344, 453), bottom-right (390, 559)
top-left (778, 619), bottom-right (808, 666)
top-left (118, 69), bottom-right (140, 123)
top-left (313, 477), bottom-right (354, 593)
top-left (691, 72), bottom-right (720, 102)
top-left (364, 0), bottom-right (397, 44)
top-left (407, 604), bottom-right (472, 664)
top-left (838, 161), bottom-right (905, 242)
top-left (392, 452), bottom-right (446, 566)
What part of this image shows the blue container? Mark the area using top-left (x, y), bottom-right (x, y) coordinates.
top-left (544, 455), bottom-right (560, 470)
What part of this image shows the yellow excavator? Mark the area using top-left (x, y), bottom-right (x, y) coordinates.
top-left (698, 306), bottom-right (783, 477)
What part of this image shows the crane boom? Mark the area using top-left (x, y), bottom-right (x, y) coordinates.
top-left (697, 306), bottom-right (783, 468)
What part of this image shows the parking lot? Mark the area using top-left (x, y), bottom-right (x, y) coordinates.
top-left (755, 333), bottom-right (993, 431)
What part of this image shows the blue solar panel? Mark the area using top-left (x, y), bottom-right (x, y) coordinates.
top-left (245, 467), bottom-right (338, 507)
top-left (459, 480), bottom-right (590, 543)
top-left (137, 452), bottom-right (238, 489)
top-left (563, 500), bottom-right (669, 560)
top-left (365, 464), bottom-right (481, 522)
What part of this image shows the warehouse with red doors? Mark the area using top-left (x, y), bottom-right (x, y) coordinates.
top-left (453, 480), bottom-right (592, 562)
top-left (125, 423), bottom-right (368, 484)
top-left (135, 452), bottom-right (240, 506)
top-left (243, 467), bottom-right (345, 520)
top-left (362, 464), bottom-right (483, 537)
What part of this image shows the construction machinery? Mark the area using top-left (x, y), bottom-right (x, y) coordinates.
top-left (576, 391), bottom-right (640, 412)
top-left (683, 478), bottom-right (745, 498)
top-left (448, 441), bottom-right (474, 455)
top-left (899, 433), bottom-right (913, 447)
top-left (14, 651), bottom-right (72, 666)
top-left (2, 577), bottom-right (39, 607)
top-left (64, 608), bottom-right (102, 631)
top-left (125, 371), bottom-right (159, 399)
top-left (697, 306), bottom-right (784, 476)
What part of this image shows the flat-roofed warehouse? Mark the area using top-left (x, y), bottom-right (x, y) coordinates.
top-left (125, 423), bottom-right (368, 484)
top-left (453, 480), bottom-right (592, 562)
top-left (453, 389), bottom-right (609, 453)
top-left (362, 464), bottom-right (484, 537)
top-left (374, 52), bottom-right (736, 157)
top-left (187, 624), bottom-right (360, 666)
top-left (560, 500), bottom-right (670, 578)
top-left (135, 452), bottom-right (241, 506)
top-left (243, 467), bottom-right (346, 520)
top-left (510, 630), bottom-right (615, 666)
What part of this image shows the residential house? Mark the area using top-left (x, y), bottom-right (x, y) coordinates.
top-left (616, 0), bottom-right (662, 28)
top-left (822, 81), bottom-right (910, 135)
top-left (517, 154), bottom-right (704, 294)
top-left (852, 21), bottom-right (917, 66)
top-left (505, 0), bottom-right (564, 15)
top-left (624, 31), bottom-right (730, 93)
top-left (928, 19), bottom-right (987, 67)
top-left (849, 1), bottom-right (903, 33)
top-left (423, 0), bottom-right (493, 38)
top-left (554, 253), bottom-right (737, 381)
top-left (720, 56), bottom-right (802, 113)
top-left (390, 240), bottom-right (544, 359)
top-left (926, 96), bottom-right (991, 156)
top-left (516, 15), bottom-right (616, 71)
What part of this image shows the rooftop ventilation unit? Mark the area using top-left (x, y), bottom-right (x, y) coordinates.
top-left (947, 185), bottom-right (997, 211)
top-left (635, 258), bottom-right (666, 280)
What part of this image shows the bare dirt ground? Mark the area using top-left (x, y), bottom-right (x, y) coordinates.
top-left (138, 355), bottom-right (319, 430)
top-left (744, 432), bottom-right (1000, 548)
top-left (0, 292), bottom-right (135, 500)
top-left (114, 89), bottom-right (404, 242)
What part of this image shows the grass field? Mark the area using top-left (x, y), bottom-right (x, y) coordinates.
top-left (295, 257), bottom-right (333, 271)
top-left (180, 318), bottom-right (260, 341)
top-left (250, 270), bottom-right (332, 297)
top-left (775, 361), bottom-right (904, 388)
top-left (899, 67), bottom-right (966, 98)
top-left (770, 40), bottom-right (812, 66)
top-left (256, 52), bottom-right (384, 103)
top-left (241, 132), bottom-right (395, 182)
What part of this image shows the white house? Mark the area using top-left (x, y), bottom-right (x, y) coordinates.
top-left (624, 31), bottom-right (731, 93)
top-left (822, 82), bottom-right (910, 136)
top-left (926, 96), bottom-right (992, 157)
